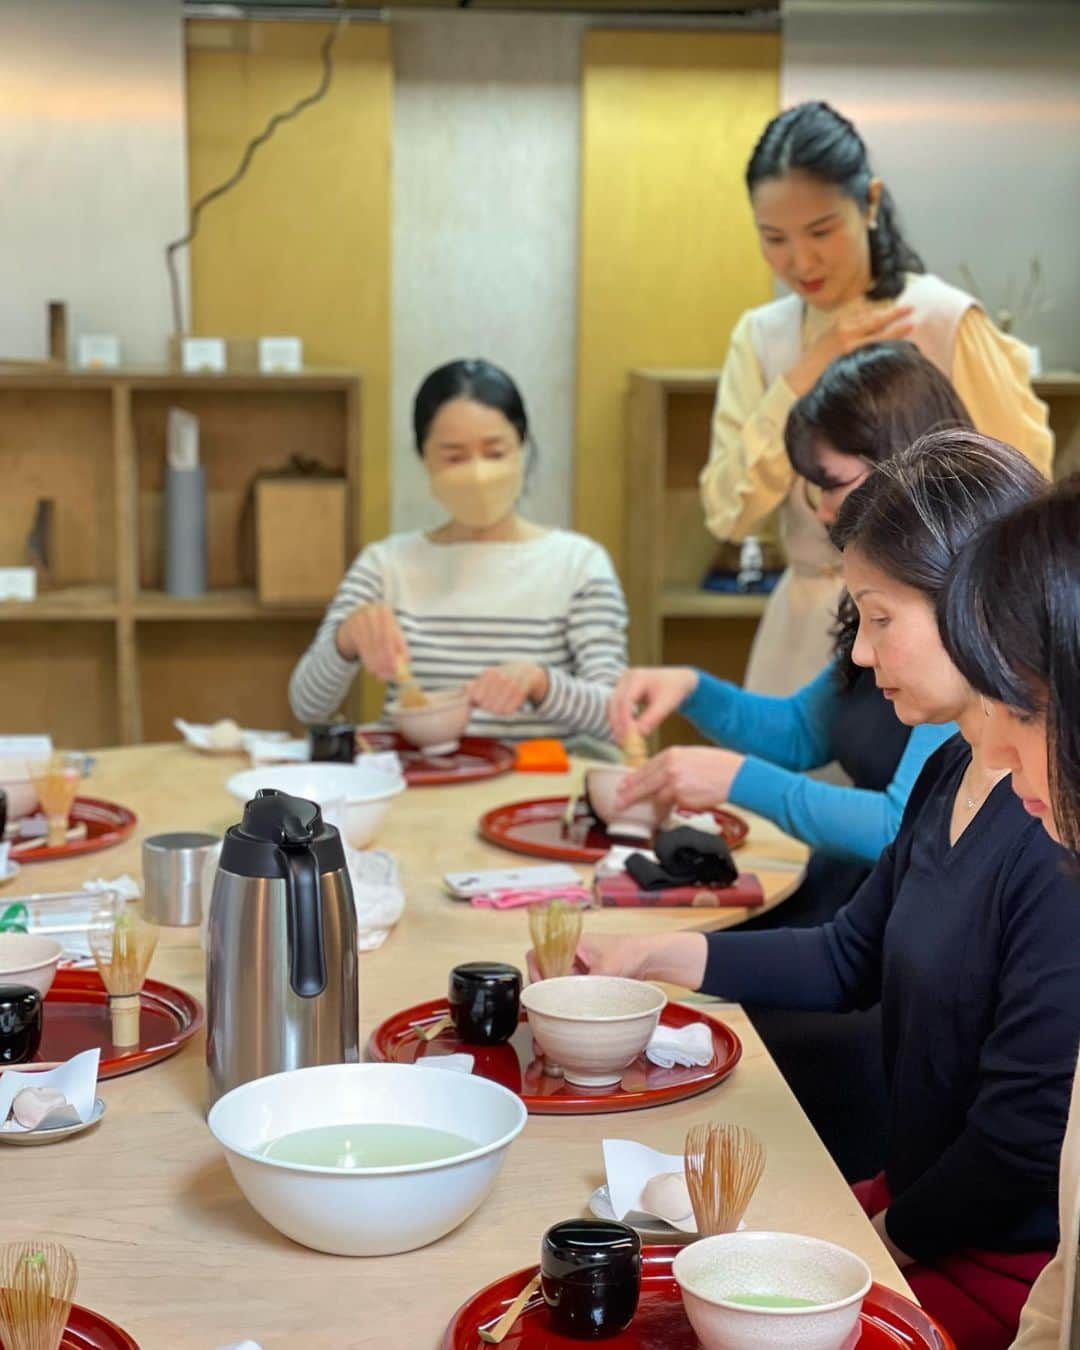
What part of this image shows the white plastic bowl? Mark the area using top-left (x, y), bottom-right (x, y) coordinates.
top-left (207, 1062), bottom-right (528, 1256)
top-left (0, 933), bottom-right (64, 998)
top-left (519, 975), bottom-right (666, 1087)
top-left (673, 1231), bottom-right (872, 1350)
top-left (225, 762), bottom-right (405, 849)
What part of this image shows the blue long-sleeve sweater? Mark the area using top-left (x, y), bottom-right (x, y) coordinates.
top-left (679, 665), bottom-right (955, 865)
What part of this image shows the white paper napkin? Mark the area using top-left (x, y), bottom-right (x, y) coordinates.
top-left (0, 1049), bottom-right (100, 1133)
top-left (602, 1139), bottom-right (698, 1233)
top-left (414, 1053), bottom-right (475, 1075)
top-left (664, 808), bottom-right (721, 835)
top-left (594, 845), bottom-right (656, 879)
top-left (247, 736), bottom-right (308, 766)
top-left (645, 1021), bottom-right (714, 1069)
top-left (175, 719), bottom-right (290, 755)
top-left (212, 1342), bottom-right (263, 1350)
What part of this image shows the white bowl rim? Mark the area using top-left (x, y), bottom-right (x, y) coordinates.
top-left (0, 935), bottom-right (65, 973)
top-left (225, 767), bottom-right (406, 806)
top-left (207, 1063), bottom-right (528, 1177)
top-left (520, 975), bottom-right (667, 1023)
top-left (388, 690), bottom-right (470, 717)
top-left (673, 1231), bottom-right (873, 1315)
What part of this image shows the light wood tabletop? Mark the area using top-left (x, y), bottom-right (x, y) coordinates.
top-left (1, 744), bottom-right (910, 1349)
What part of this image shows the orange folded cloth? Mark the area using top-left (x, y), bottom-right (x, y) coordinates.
top-left (514, 739), bottom-right (570, 773)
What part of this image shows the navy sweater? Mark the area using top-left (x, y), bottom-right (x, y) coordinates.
top-left (701, 736), bottom-right (1080, 1263)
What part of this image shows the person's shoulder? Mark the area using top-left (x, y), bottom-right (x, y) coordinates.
top-left (742, 293), bottom-right (802, 333)
top-left (901, 272), bottom-right (977, 318)
top-left (545, 530), bottom-right (621, 579)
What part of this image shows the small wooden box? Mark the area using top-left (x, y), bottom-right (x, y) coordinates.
top-left (255, 479), bottom-right (347, 607)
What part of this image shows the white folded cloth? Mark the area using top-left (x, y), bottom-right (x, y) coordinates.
top-left (645, 1021), bottom-right (714, 1069)
top-left (415, 1053), bottom-right (474, 1075)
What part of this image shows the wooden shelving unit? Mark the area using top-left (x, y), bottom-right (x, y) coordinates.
top-left (626, 366), bottom-right (1080, 745)
top-left (0, 367), bottom-right (362, 748)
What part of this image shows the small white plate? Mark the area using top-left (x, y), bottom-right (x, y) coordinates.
top-left (0, 1097), bottom-right (105, 1146)
top-left (588, 1184), bottom-right (697, 1243)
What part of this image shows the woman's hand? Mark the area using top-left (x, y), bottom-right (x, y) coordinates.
top-left (608, 667), bottom-right (699, 741)
top-left (786, 302), bottom-right (915, 398)
top-left (335, 603), bottom-right (408, 681)
top-left (466, 663), bottom-right (549, 716)
top-left (870, 1210), bottom-right (915, 1269)
top-left (616, 746), bottom-right (745, 812)
top-left (525, 930), bottom-right (708, 990)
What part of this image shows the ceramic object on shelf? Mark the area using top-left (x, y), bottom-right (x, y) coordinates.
top-left (519, 976), bottom-right (666, 1088)
top-left (585, 765), bottom-right (663, 841)
top-left (225, 762), bottom-right (405, 850)
top-left (207, 1062), bottom-right (527, 1256)
top-left (0, 934), bottom-right (63, 999)
top-left (672, 1231), bottom-right (872, 1350)
top-left (389, 688), bottom-right (470, 755)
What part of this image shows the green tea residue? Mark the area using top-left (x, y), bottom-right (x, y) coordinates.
top-left (723, 1292), bottom-right (820, 1309)
top-left (260, 1123), bottom-right (477, 1169)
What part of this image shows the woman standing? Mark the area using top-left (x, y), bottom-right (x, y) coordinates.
top-left (702, 100), bottom-right (1052, 694)
top-left (289, 359), bottom-right (628, 744)
top-left (940, 476), bottom-right (1080, 1349)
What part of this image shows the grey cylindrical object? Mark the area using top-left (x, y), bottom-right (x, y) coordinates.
top-left (142, 831), bottom-right (218, 926)
top-left (163, 464), bottom-right (207, 596)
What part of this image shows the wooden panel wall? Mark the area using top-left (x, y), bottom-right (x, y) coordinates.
top-left (575, 31), bottom-right (779, 572)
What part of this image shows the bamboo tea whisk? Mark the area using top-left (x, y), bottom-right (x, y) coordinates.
top-left (0, 1240), bottom-right (78, 1350)
top-left (394, 654), bottom-right (428, 709)
top-left (528, 899), bottom-right (583, 979)
top-left (89, 909), bottom-right (159, 1048)
top-left (621, 726), bottom-right (648, 769)
top-left (684, 1122), bottom-right (766, 1236)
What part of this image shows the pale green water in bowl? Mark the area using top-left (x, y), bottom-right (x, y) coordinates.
top-left (723, 1293), bottom-right (820, 1309)
top-left (259, 1123), bottom-right (477, 1169)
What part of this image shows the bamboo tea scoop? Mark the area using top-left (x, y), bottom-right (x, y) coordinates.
top-left (478, 1273), bottom-right (542, 1344)
top-left (394, 655), bottom-right (428, 709)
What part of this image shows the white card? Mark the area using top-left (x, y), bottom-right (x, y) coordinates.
top-left (181, 337), bottom-right (226, 373)
top-left (258, 336), bottom-right (303, 373)
top-left (443, 864), bottom-right (580, 898)
top-left (0, 568), bottom-right (37, 602)
top-left (76, 334), bottom-right (120, 369)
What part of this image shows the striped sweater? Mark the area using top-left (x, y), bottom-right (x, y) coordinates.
top-left (288, 529), bottom-right (628, 742)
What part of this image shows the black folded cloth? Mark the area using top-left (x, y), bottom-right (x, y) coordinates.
top-left (625, 825), bottom-right (738, 892)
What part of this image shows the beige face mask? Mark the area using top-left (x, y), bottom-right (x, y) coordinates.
top-left (429, 455), bottom-right (525, 530)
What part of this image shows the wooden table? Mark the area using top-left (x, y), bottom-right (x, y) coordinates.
top-left (1, 745), bottom-right (909, 1349)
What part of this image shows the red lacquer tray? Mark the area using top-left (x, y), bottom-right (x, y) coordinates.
top-left (34, 968), bottom-right (204, 1079)
top-left (358, 732), bottom-right (515, 786)
top-left (11, 797), bottom-right (137, 864)
top-left (368, 999), bottom-right (740, 1115)
top-left (478, 797), bottom-right (749, 864)
top-left (53, 1302), bottom-right (140, 1349)
top-left (443, 1247), bottom-right (955, 1349)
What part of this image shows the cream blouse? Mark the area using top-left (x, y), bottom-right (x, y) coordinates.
top-left (1011, 1055), bottom-right (1080, 1349)
top-left (701, 295), bottom-right (1054, 544)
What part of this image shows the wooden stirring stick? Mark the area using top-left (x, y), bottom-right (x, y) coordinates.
top-left (394, 654), bottom-right (428, 709)
top-left (478, 1273), bottom-right (542, 1344)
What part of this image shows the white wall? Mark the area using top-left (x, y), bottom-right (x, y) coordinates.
top-left (0, 0), bottom-right (188, 363)
top-left (390, 12), bottom-right (586, 533)
top-left (781, 0), bottom-right (1080, 369)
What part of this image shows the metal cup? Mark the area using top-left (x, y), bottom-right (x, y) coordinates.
top-left (142, 832), bottom-right (219, 927)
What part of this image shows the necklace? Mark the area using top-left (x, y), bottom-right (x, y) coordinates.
top-left (961, 761), bottom-right (1001, 813)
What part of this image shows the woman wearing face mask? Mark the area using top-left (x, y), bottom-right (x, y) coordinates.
top-left (938, 477), bottom-right (1080, 1349)
top-left (289, 359), bottom-right (628, 741)
top-left (610, 343), bottom-right (968, 1180)
top-left (703, 100), bottom-right (1053, 695)
top-left (536, 434), bottom-right (1080, 1350)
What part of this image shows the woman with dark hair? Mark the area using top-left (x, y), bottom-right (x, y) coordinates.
top-left (290, 359), bottom-right (627, 741)
top-left (612, 344), bottom-right (965, 872)
top-left (939, 476), bottom-right (1080, 1348)
top-left (547, 433), bottom-right (1080, 1349)
top-left (610, 343), bottom-right (969, 1179)
top-left (701, 99), bottom-right (1052, 695)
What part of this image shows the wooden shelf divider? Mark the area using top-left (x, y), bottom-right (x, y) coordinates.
top-left (0, 367), bottom-right (362, 747)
